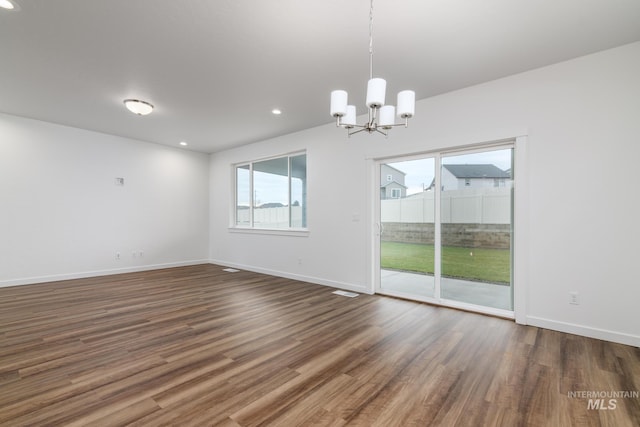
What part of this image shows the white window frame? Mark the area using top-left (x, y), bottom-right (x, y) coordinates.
top-left (231, 151), bottom-right (308, 236)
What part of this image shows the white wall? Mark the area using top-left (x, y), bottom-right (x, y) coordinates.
top-left (0, 113), bottom-right (210, 286)
top-left (210, 42), bottom-right (640, 346)
top-left (209, 135), bottom-right (371, 292)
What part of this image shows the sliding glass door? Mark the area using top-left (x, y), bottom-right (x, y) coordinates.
top-left (376, 144), bottom-right (514, 315)
top-left (379, 157), bottom-right (436, 298)
top-left (440, 148), bottom-right (513, 310)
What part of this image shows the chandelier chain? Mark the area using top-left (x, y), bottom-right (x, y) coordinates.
top-left (369, 0), bottom-right (374, 80)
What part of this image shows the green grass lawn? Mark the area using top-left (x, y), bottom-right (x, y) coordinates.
top-left (381, 241), bottom-right (510, 284)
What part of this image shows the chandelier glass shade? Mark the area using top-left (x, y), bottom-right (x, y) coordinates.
top-left (330, 0), bottom-right (415, 136)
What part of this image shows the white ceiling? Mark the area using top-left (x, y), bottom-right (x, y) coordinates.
top-left (2, 0), bottom-right (640, 153)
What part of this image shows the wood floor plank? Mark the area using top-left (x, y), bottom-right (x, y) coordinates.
top-left (0, 264), bottom-right (638, 426)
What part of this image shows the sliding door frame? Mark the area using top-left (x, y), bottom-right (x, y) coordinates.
top-left (370, 137), bottom-right (529, 322)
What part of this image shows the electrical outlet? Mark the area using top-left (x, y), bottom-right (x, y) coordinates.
top-left (115, 252), bottom-right (121, 261)
top-left (569, 291), bottom-right (579, 305)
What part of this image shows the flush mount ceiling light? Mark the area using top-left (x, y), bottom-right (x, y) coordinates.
top-left (179, 141), bottom-right (188, 146)
top-left (123, 99), bottom-right (154, 116)
top-left (330, 0), bottom-right (415, 137)
top-left (0, 0), bottom-right (18, 10)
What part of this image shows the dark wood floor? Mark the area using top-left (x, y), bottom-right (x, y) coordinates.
top-left (0, 265), bottom-right (638, 426)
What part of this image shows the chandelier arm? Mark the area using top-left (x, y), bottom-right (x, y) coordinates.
top-left (346, 123), bottom-right (368, 129)
top-left (348, 128), bottom-right (368, 137)
top-left (385, 119), bottom-right (411, 128)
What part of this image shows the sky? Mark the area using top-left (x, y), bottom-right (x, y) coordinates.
top-left (237, 170), bottom-right (303, 206)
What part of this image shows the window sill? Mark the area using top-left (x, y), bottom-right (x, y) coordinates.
top-left (228, 227), bottom-right (310, 237)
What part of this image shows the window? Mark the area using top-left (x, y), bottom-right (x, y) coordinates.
top-left (235, 153), bottom-right (307, 229)
top-left (391, 188), bottom-right (401, 198)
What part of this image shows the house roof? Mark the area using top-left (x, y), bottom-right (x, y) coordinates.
top-left (443, 164), bottom-right (511, 179)
top-left (381, 164), bottom-right (407, 177)
top-left (381, 181), bottom-right (407, 189)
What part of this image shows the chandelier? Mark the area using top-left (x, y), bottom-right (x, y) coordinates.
top-left (330, 0), bottom-right (415, 136)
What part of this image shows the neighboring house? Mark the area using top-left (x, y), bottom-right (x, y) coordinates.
top-left (436, 164), bottom-right (511, 190)
top-left (380, 164), bottom-right (407, 199)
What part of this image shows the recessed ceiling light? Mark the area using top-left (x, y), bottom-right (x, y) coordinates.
top-left (123, 99), bottom-right (154, 116)
top-left (271, 108), bottom-right (282, 115)
top-left (0, 0), bottom-right (17, 10)
top-left (179, 141), bottom-right (188, 146)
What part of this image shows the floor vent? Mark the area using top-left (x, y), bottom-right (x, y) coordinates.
top-left (222, 268), bottom-right (240, 273)
top-left (332, 290), bottom-right (359, 298)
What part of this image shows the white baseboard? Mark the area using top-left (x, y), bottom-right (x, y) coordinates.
top-left (526, 316), bottom-right (639, 348)
top-left (208, 259), bottom-right (371, 295)
top-left (0, 260), bottom-right (211, 288)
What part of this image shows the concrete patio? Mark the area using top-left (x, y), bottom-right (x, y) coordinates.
top-left (380, 269), bottom-right (512, 310)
